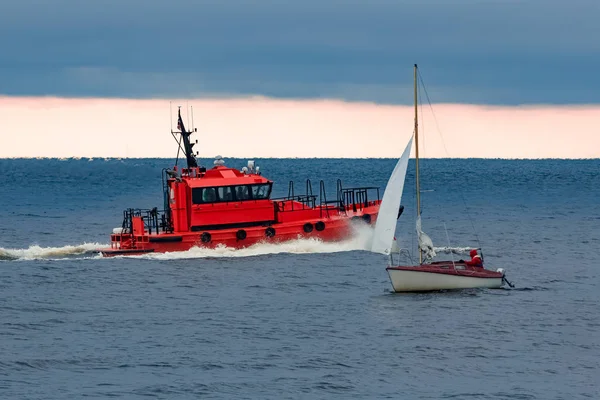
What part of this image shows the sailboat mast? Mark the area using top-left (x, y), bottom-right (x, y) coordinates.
top-left (414, 64), bottom-right (422, 263)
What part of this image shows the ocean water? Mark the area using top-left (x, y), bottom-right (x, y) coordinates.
top-left (1, 157), bottom-right (599, 399)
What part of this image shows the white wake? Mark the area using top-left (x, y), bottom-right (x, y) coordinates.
top-left (0, 225), bottom-right (377, 261)
top-left (0, 242), bottom-right (105, 261)
top-left (135, 225), bottom-right (376, 260)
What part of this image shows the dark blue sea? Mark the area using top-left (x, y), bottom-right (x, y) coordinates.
top-left (1, 157), bottom-right (599, 399)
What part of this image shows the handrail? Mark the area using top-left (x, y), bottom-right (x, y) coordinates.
top-left (306, 179), bottom-right (313, 197)
top-left (319, 180), bottom-right (329, 219)
top-left (121, 207), bottom-right (174, 237)
top-left (272, 183), bottom-right (381, 216)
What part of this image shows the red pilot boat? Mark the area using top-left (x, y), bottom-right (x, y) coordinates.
top-left (99, 108), bottom-right (382, 257)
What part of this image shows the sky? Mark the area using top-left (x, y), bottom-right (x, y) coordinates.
top-left (1, 0), bottom-right (599, 158)
top-left (2, 97), bottom-right (598, 159)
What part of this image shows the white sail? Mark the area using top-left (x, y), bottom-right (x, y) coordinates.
top-left (371, 134), bottom-right (414, 255)
top-left (416, 215), bottom-right (436, 262)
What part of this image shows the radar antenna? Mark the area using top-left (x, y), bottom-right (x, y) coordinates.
top-left (172, 107), bottom-right (198, 169)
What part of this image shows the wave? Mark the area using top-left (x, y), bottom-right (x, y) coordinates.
top-left (134, 225), bottom-right (376, 261)
top-left (0, 242), bottom-right (104, 261)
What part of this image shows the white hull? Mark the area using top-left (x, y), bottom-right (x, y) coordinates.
top-left (387, 269), bottom-right (504, 292)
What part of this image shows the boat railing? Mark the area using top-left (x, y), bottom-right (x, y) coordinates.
top-left (121, 207), bottom-right (174, 236)
top-left (271, 194), bottom-right (318, 212)
top-left (339, 186), bottom-right (381, 213)
top-left (273, 179), bottom-right (381, 218)
top-left (391, 248), bottom-right (414, 266)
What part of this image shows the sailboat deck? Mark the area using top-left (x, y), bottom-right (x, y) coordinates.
top-left (387, 263), bottom-right (504, 279)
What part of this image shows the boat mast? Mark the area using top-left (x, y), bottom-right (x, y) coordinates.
top-left (414, 64), bottom-right (422, 264)
top-left (175, 107), bottom-right (198, 169)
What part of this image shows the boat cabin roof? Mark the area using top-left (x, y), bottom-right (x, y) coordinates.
top-left (183, 166), bottom-right (272, 188)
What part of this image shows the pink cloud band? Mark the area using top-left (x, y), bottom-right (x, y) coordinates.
top-left (1, 96), bottom-right (598, 158)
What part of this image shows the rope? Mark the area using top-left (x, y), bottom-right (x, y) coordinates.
top-left (443, 222), bottom-right (456, 270)
top-left (503, 275), bottom-right (515, 288)
top-left (170, 131), bottom-right (184, 167)
top-left (417, 69), bottom-right (482, 249)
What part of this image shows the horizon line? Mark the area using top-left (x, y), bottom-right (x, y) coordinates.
top-left (2, 156), bottom-right (599, 161)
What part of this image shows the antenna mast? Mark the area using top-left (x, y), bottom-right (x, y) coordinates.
top-left (173, 106), bottom-right (199, 169)
top-left (191, 106), bottom-right (195, 134)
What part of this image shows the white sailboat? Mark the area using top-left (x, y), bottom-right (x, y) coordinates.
top-left (371, 64), bottom-right (509, 292)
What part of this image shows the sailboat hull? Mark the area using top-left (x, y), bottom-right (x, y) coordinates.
top-left (386, 263), bottom-right (504, 292)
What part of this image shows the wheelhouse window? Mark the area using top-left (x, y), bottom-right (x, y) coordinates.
top-left (192, 183), bottom-right (272, 204)
top-left (251, 183), bottom-right (271, 199)
top-left (218, 186), bottom-right (234, 202)
top-left (192, 187), bottom-right (217, 204)
top-left (235, 185), bottom-right (250, 200)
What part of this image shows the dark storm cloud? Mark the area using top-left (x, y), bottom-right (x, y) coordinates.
top-left (1, 0), bottom-right (598, 104)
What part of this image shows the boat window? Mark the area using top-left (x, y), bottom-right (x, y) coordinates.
top-left (203, 188), bottom-right (217, 202)
top-left (192, 187), bottom-right (218, 204)
top-left (192, 188), bottom-right (203, 204)
top-left (192, 184), bottom-right (270, 204)
top-left (251, 183), bottom-right (271, 199)
top-left (218, 186), bottom-right (234, 202)
top-left (235, 185), bottom-right (250, 201)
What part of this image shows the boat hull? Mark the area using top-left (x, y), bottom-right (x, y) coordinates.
top-left (99, 209), bottom-right (378, 257)
top-left (386, 263), bottom-right (504, 292)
